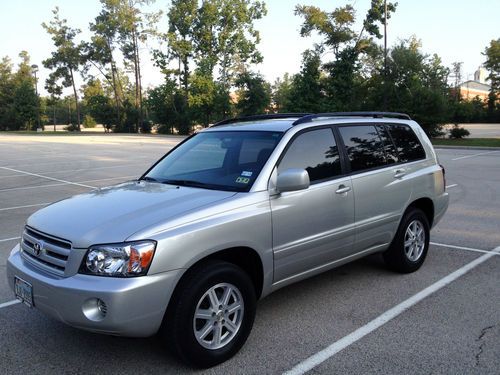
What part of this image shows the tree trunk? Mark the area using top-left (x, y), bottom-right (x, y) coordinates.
top-left (107, 38), bottom-right (122, 127)
top-left (135, 31), bottom-right (144, 133)
top-left (69, 68), bottom-right (81, 130)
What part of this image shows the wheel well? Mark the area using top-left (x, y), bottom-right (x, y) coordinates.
top-left (192, 247), bottom-right (264, 299)
top-left (408, 198), bottom-right (434, 227)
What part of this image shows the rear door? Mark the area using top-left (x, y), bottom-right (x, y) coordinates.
top-left (271, 127), bottom-right (355, 283)
top-left (337, 124), bottom-right (412, 252)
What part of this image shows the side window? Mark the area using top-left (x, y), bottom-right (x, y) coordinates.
top-left (388, 124), bottom-right (426, 162)
top-left (376, 125), bottom-right (398, 164)
top-left (278, 128), bottom-right (341, 183)
top-left (339, 125), bottom-right (386, 172)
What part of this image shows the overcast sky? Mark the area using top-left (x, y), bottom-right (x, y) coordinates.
top-left (1, 0), bottom-right (498, 96)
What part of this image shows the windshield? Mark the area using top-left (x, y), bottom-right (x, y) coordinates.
top-left (144, 131), bottom-right (283, 192)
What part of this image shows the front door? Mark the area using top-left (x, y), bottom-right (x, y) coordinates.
top-left (271, 127), bottom-right (355, 283)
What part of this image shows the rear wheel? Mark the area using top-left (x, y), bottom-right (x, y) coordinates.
top-left (163, 260), bottom-right (256, 368)
top-left (383, 208), bottom-right (430, 273)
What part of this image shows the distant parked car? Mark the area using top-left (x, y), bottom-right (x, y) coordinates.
top-left (8, 112), bottom-right (448, 367)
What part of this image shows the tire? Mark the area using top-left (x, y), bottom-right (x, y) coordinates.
top-left (163, 260), bottom-right (256, 368)
top-left (383, 208), bottom-right (430, 273)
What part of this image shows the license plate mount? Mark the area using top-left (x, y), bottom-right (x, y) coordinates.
top-left (14, 276), bottom-right (34, 307)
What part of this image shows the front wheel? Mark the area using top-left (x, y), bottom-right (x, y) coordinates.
top-left (163, 260), bottom-right (256, 368)
top-left (383, 208), bottom-right (430, 273)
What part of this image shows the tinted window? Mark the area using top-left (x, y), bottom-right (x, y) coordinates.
top-left (339, 125), bottom-right (386, 172)
top-left (146, 131), bottom-right (283, 192)
top-left (278, 128), bottom-right (341, 183)
top-left (376, 125), bottom-right (398, 164)
top-left (387, 124), bottom-right (426, 162)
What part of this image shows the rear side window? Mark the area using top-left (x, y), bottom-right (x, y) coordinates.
top-left (376, 125), bottom-right (398, 164)
top-left (387, 124), bottom-right (426, 162)
top-left (278, 128), bottom-right (341, 183)
top-left (338, 125), bottom-right (386, 172)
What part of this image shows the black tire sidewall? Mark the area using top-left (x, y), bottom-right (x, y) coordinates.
top-left (384, 208), bottom-right (430, 273)
top-left (166, 261), bottom-right (256, 368)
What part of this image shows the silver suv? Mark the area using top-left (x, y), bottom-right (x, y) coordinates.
top-left (7, 112), bottom-right (449, 367)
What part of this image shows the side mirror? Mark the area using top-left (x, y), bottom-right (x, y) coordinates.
top-left (276, 168), bottom-right (310, 193)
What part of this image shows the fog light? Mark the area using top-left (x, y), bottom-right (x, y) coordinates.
top-left (82, 298), bottom-right (107, 321)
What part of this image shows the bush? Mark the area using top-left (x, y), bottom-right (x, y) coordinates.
top-left (64, 123), bottom-right (80, 132)
top-left (83, 115), bottom-right (97, 128)
top-left (449, 124), bottom-right (470, 139)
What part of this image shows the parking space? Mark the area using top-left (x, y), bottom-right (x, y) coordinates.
top-left (0, 134), bottom-right (498, 374)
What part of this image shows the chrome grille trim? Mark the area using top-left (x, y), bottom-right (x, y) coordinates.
top-left (21, 226), bottom-right (72, 276)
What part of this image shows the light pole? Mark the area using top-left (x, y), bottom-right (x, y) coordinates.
top-left (31, 64), bottom-right (41, 131)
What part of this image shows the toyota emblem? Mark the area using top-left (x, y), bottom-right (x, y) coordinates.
top-left (33, 241), bottom-right (44, 257)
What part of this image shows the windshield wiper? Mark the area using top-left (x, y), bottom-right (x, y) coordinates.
top-left (140, 176), bottom-right (162, 183)
top-left (162, 179), bottom-right (220, 190)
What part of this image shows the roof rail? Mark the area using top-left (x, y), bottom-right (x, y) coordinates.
top-left (212, 113), bottom-right (312, 127)
top-left (292, 111), bottom-right (411, 125)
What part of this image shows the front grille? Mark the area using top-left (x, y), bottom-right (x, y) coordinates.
top-left (21, 226), bottom-right (72, 276)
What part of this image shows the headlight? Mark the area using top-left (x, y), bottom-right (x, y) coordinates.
top-left (80, 241), bottom-right (156, 277)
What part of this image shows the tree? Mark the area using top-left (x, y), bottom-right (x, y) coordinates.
top-left (374, 38), bottom-right (451, 135)
top-left (234, 72), bottom-right (271, 116)
top-left (0, 56), bottom-right (16, 130)
top-left (9, 52), bottom-right (38, 130)
top-left (286, 49), bottom-right (326, 113)
top-left (146, 78), bottom-right (190, 134)
top-left (13, 80), bottom-right (38, 130)
top-left (483, 39), bottom-right (500, 121)
top-left (85, 2), bottom-right (126, 127)
top-left (193, 0), bottom-right (267, 116)
top-left (113, 0), bottom-right (161, 132)
top-left (272, 73), bottom-right (293, 113)
top-left (165, 0), bottom-right (197, 92)
top-left (42, 7), bottom-right (85, 130)
top-left (294, 1), bottom-right (397, 110)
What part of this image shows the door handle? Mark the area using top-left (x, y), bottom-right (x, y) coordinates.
top-left (394, 169), bottom-right (406, 179)
top-left (335, 185), bottom-right (351, 194)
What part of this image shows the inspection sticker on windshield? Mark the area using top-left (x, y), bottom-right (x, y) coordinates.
top-left (241, 171), bottom-right (253, 177)
top-left (236, 177), bottom-right (250, 184)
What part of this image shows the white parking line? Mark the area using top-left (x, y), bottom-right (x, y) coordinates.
top-left (0, 300), bottom-right (21, 309)
top-left (0, 203), bottom-right (50, 212)
top-left (0, 175), bottom-right (136, 193)
top-left (430, 242), bottom-right (499, 255)
top-left (0, 162), bottom-right (146, 179)
top-left (284, 246), bottom-right (499, 375)
top-left (0, 236), bottom-right (20, 243)
top-left (452, 150), bottom-right (499, 161)
top-left (0, 167), bottom-right (95, 189)
top-left (445, 184), bottom-right (458, 189)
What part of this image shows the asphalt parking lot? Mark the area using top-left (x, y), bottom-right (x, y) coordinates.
top-left (0, 133), bottom-right (498, 374)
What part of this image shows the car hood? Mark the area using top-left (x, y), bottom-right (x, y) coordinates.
top-left (27, 181), bottom-right (236, 248)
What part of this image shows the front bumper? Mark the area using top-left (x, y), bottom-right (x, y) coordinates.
top-left (7, 244), bottom-right (183, 337)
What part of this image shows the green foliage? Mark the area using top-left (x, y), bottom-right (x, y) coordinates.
top-left (83, 115), bottom-right (97, 128)
top-left (87, 94), bottom-right (115, 131)
top-left (234, 72), bottom-right (271, 116)
top-left (483, 38), bottom-right (500, 92)
top-left (272, 74), bottom-right (293, 112)
top-left (0, 52), bottom-right (39, 130)
top-left (285, 49), bottom-right (326, 113)
top-left (146, 79), bottom-right (190, 134)
top-left (42, 7), bottom-right (85, 129)
top-left (448, 124), bottom-right (470, 139)
top-left (13, 80), bottom-right (38, 130)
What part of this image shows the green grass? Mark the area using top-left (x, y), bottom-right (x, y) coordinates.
top-left (431, 138), bottom-right (500, 148)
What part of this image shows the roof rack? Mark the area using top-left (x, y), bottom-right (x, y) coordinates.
top-left (292, 111), bottom-right (411, 125)
top-left (212, 113), bottom-right (312, 127)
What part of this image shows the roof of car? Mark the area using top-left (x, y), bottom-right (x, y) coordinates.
top-left (204, 112), bottom-right (413, 133)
